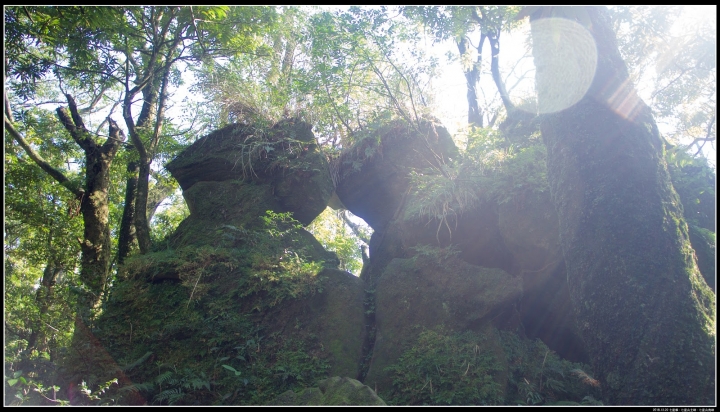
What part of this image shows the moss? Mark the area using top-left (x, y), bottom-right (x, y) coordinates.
top-left (688, 224), bottom-right (716, 292)
top-left (287, 268), bottom-right (366, 380)
top-left (271, 377), bottom-right (386, 405)
top-left (538, 62), bottom-right (716, 405)
top-left (365, 255), bottom-right (521, 397)
top-left (92, 219), bottom-right (338, 404)
top-left (382, 327), bottom-right (597, 406)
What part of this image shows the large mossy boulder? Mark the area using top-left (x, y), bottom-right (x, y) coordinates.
top-left (270, 376), bottom-right (386, 405)
top-left (89, 119), bottom-right (365, 405)
top-left (94, 246), bottom-right (366, 405)
top-left (497, 191), bottom-right (587, 362)
top-left (167, 118), bottom-right (333, 227)
top-left (335, 119), bottom-right (457, 231)
top-left (364, 255), bottom-right (522, 394)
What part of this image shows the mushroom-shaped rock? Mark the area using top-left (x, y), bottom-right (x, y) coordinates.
top-left (335, 119), bottom-right (457, 231)
top-left (167, 119), bottom-right (333, 226)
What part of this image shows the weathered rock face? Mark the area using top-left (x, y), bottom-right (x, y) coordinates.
top-left (87, 111), bottom-right (714, 405)
top-left (271, 376), bottom-right (386, 406)
top-left (91, 119), bottom-right (365, 405)
top-left (335, 119), bottom-right (458, 231)
top-left (265, 269), bottom-right (367, 379)
top-left (497, 191), bottom-right (587, 363)
top-left (167, 119), bottom-right (333, 227)
top-left (365, 255), bottom-right (522, 393)
top-left (334, 118), bottom-right (588, 379)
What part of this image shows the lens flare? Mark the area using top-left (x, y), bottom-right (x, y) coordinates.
top-left (531, 18), bottom-right (598, 114)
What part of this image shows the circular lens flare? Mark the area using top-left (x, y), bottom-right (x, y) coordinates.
top-left (531, 18), bottom-right (598, 114)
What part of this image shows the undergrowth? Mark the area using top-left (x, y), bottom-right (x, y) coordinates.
top-left (384, 327), bottom-right (601, 406)
top-left (404, 127), bottom-right (549, 240)
top-left (385, 328), bottom-right (504, 405)
top-left (83, 210), bottom-right (332, 405)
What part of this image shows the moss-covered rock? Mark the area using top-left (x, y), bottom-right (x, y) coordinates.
top-left (86, 119), bottom-right (364, 405)
top-left (688, 224), bottom-right (716, 292)
top-left (335, 119), bottom-right (457, 231)
top-left (497, 191), bottom-right (587, 362)
top-left (365, 255), bottom-right (522, 395)
top-left (381, 326), bottom-right (598, 406)
top-left (270, 376), bottom-right (386, 405)
top-left (166, 118), bottom-right (332, 226)
top-left (93, 247), bottom-right (364, 405)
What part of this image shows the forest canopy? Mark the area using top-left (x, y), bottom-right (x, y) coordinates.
top-left (4, 5), bottom-right (716, 406)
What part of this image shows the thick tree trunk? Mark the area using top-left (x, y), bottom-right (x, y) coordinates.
top-left (530, 7), bottom-right (715, 405)
top-left (117, 160), bottom-right (139, 264)
top-left (77, 138), bottom-right (117, 315)
top-left (56, 95), bottom-right (124, 320)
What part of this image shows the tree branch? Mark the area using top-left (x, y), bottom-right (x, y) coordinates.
top-left (5, 94), bottom-right (15, 123)
top-left (688, 114), bottom-right (716, 157)
top-left (4, 115), bottom-right (83, 198)
top-left (64, 93), bottom-right (87, 133)
top-left (56, 107), bottom-right (90, 150)
top-left (340, 210), bottom-right (371, 245)
top-left (488, 31), bottom-right (515, 113)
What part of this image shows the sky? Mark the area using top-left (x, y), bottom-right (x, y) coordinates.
top-left (427, 6), bottom-right (716, 164)
top-left (58, 5), bottom-right (712, 183)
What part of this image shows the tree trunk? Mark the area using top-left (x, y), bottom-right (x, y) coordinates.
top-left (530, 6), bottom-right (715, 405)
top-left (55, 95), bottom-right (125, 320)
top-left (456, 37), bottom-right (484, 127)
top-left (76, 133), bottom-right (118, 316)
top-left (146, 174), bottom-right (176, 223)
top-left (134, 160), bottom-right (153, 254)
top-left (117, 160), bottom-right (139, 264)
top-left (24, 258), bottom-right (62, 355)
top-left (487, 30), bottom-right (515, 114)
top-left (129, 52), bottom-right (176, 255)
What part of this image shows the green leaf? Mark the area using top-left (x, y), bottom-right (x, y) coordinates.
top-left (222, 364), bottom-right (242, 376)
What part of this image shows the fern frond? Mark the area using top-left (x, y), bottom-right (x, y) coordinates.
top-left (155, 370), bottom-right (174, 385)
top-left (570, 368), bottom-right (600, 387)
top-left (122, 351), bottom-right (153, 372)
top-left (190, 377), bottom-right (211, 391)
top-left (119, 381), bottom-right (154, 393)
top-left (153, 388), bottom-right (185, 405)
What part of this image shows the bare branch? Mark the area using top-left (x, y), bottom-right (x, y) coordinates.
top-left (5, 115), bottom-right (83, 198)
top-left (688, 115), bottom-right (716, 157)
top-left (340, 210), bottom-right (371, 245)
top-left (79, 82), bottom-right (112, 115)
top-left (651, 66), bottom-right (691, 102)
top-left (64, 93), bottom-right (87, 133)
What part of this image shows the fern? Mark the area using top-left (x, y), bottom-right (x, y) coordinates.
top-left (570, 369), bottom-right (600, 387)
top-left (155, 370), bottom-right (174, 386)
top-left (121, 351), bottom-right (153, 372)
top-left (153, 388), bottom-right (185, 405)
top-left (119, 381), bottom-right (154, 394)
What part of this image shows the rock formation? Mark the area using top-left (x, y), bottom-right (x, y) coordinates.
top-left (87, 115), bottom-right (713, 406)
